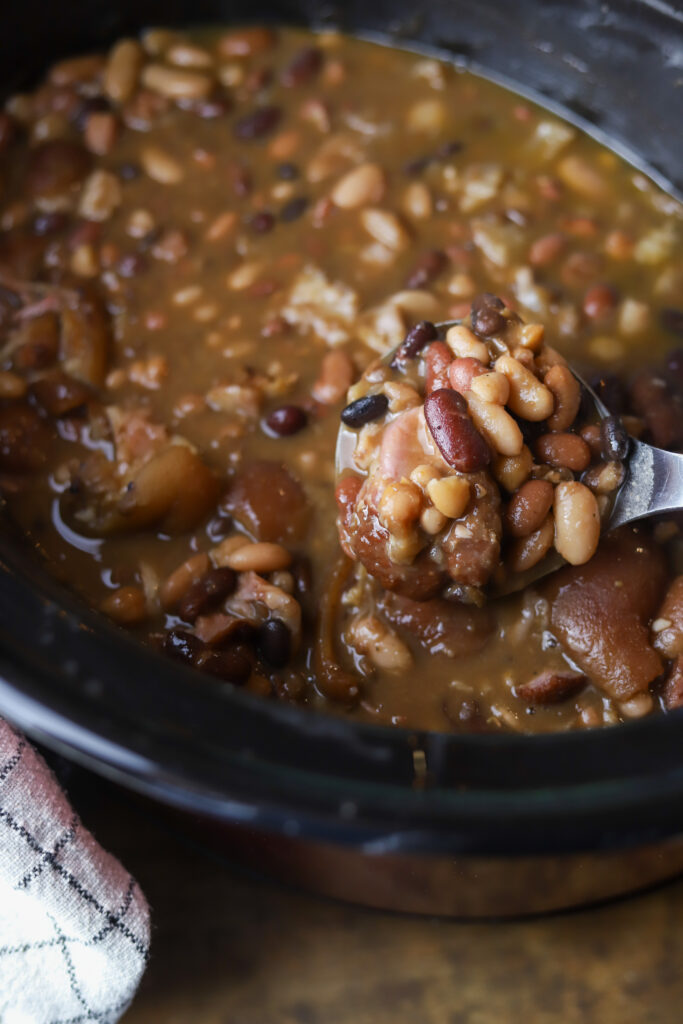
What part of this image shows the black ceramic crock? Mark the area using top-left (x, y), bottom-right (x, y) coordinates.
top-left (1, 0), bottom-right (682, 916)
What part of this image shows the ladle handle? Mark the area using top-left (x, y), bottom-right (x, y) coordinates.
top-left (608, 438), bottom-right (683, 530)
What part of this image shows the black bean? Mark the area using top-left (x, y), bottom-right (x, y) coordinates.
top-left (471, 293), bottom-right (506, 337)
top-left (164, 629), bottom-right (204, 665)
top-left (340, 392), bottom-right (389, 428)
top-left (234, 105), bottom-right (282, 139)
top-left (281, 46), bottom-right (323, 87)
top-left (257, 618), bottom-right (291, 668)
top-left (402, 154), bottom-right (432, 176)
top-left (277, 161), bottom-right (299, 180)
top-left (280, 196), bottom-right (309, 222)
top-left (390, 320), bottom-right (438, 366)
top-left (199, 645), bottom-right (252, 684)
top-left (435, 139), bottom-right (463, 159)
top-left (32, 211), bottom-right (68, 236)
top-left (118, 162), bottom-right (141, 181)
top-left (250, 210), bottom-right (275, 233)
top-left (600, 415), bottom-right (630, 461)
top-left (661, 308), bottom-right (683, 338)
top-left (404, 251), bottom-right (447, 290)
top-left (179, 568), bottom-right (237, 623)
top-left (265, 405), bottom-right (307, 436)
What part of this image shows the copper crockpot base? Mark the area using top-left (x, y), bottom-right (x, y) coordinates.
top-left (189, 822), bottom-right (683, 918)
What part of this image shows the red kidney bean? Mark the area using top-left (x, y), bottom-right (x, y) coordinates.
top-left (257, 617), bottom-right (291, 667)
top-left (504, 479), bottom-right (554, 538)
top-left (424, 341), bottom-right (452, 394)
top-left (471, 293), bottom-right (505, 337)
top-left (179, 567), bottom-right (237, 623)
top-left (403, 249), bottom-right (448, 290)
top-left (265, 404), bottom-right (307, 436)
top-left (281, 47), bottom-right (323, 86)
top-left (448, 357), bottom-right (487, 395)
top-left (583, 283), bottom-right (618, 320)
top-left (424, 388), bottom-right (491, 472)
top-left (234, 105), bottom-right (282, 139)
top-left (250, 210), bottom-right (275, 233)
top-left (176, 93), bottom-right (232, 119)
top-left (341, 392), bottom-right (388, 428)
top-left (391, 320), bottom-right (438, 366)
top-left (600, 415), bottom-right (630, 461)
top-left (516, 670), bottom-right (587, 704)
top-left (32, 211), bottom-right (68, 236)
top-left (26, 140), bottom-right (92, 198)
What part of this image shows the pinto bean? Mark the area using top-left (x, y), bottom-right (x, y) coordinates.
top-left (101, 585), bottom-right (147, 625)
top-left (470, 293), bottom-right (506, 337)
top-left (403, 249), bottom-right (447, 289)
top-left (161, 552), bottom-right (211, 610)
top-left (448, 357), bottom-right (487, 395)
top-left (178, 567), bottom-right (237, 622)
top-left (508, 514), bottom-right (554, 573)
top-left (504, 479), bottom-right (554, 538)
top-left (517, 670), bottom-right (587, 704)
top-left (26, 139), bottom-right (92, 198)
top-left (313, 349), bottom-right (355, 404)
top-left (392, 321), bottom-right (438, 366)
top-left (424, 388), bottom-right (491, 472)
top-left (545, 364), bottom-right (581, 432)
top-left (583, 284), bottom-right (618, 320)
top-left (536, 432), bottom-right (591, 472)
top-left (424, 342), bottom-right (453, 394)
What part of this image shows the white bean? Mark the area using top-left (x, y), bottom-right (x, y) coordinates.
top-left (553, 481), bottom-right (600, 565)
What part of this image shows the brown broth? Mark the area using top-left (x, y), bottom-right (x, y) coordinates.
top-left (0, 26), bottom-right (682, 733)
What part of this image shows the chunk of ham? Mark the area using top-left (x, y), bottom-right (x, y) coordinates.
top-left (542, 528), bottom-right (666, 701)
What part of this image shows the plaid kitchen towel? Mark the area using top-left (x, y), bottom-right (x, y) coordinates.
top-left (0, 719), bottom-right (150, 1023)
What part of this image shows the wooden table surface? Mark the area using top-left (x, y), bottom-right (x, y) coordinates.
top-left (70, 778), bottom-right (683, 1024)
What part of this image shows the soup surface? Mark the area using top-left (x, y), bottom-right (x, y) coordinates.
top-left (0, 25), bottom-right (682, 732)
